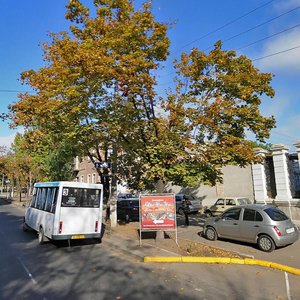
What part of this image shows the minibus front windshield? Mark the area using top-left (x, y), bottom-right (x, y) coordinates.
top-left (61, 187), bottom-right (101, 208)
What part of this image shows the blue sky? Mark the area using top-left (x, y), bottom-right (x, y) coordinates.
top-left (1, 0), bottom-right (300, 149)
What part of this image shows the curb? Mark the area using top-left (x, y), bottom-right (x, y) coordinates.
top-left (144, 256), bottom-right (300, 276)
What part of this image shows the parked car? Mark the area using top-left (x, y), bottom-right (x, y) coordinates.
top-left (117, 199), bottom-right (139, 222)
top-left (204, 197), bottom-right (252, 217)
top-left (175, 194), bottom-right (202, 215)
top-left (117, 193), bottom-right (138, 200)
top-left (203, 204), bottom-right (299, 252)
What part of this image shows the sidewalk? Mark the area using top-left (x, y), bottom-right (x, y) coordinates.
top-left (103, 221), bottom-right (248, 260)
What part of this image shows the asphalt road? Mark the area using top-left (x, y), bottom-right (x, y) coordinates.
top-left (1, 200), bottom-right (300, 300)
top-left (0, 199), bottom-right (203, 300)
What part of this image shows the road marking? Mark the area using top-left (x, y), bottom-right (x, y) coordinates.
top-left (17, 256), bottom-right (37, 285)
top-left (17, 257), bottom-right (49, 300)
top-left (285, 272), bottom-right (291, 300)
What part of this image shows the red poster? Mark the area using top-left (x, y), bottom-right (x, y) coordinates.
top-left (140, 194), bottom-right (176, 231)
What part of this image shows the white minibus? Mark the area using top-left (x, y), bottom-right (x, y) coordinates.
top-left (23, 181), bottom-right (104, 244)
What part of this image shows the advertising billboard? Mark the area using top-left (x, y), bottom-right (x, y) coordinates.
top-left (140, 194), bottom-right (176, 231)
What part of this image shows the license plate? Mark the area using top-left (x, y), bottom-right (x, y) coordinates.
top-left (71, 235), bottom-right (85, 239)
top-left (286, 227), bottom-right (295, 234)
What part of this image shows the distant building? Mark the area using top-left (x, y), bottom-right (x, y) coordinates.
top-left (74, 142), bottom-right (300, 221)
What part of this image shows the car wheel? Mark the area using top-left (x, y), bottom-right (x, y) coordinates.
top-left (257, 235), bottom-right (275, 252)
top-left (205, 210), bottom-right (213, 218)
top-left (178, 208), bottom-right (184, 215)
top-left (38, 227), bottom-right (46, 245)
top-left (205, 227), bottom-right (217, 241)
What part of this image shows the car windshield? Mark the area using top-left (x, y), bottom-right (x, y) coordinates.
top-left (237, 198), bottom-right (251, 205)
top-left (264, 207), bottom-right (289, 221)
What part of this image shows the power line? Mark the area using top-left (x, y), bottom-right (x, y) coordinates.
top-left (159, 4), bottom-right (300, 82)
top-left (205, 5), bottom-right (300, 52)
top-left (174, 0), bottom-right (275, 53)
top-left (226, 6), bottom-right (299, 44)
top-left (270, 130), bottom-right (297, 142)
top-left (157, 7), bottom-right (300, 85)
top-left (252, 45), bottom-right (300, 61)
top-left (236, 23), bottom-right (300, 51)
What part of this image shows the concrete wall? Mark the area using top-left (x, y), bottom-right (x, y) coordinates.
top-left (221, 165), bottom-right (254, 200)
top-left (166, 165), bottom-right (254, 207)
top-left (276, 204), bottom-right (300, 223)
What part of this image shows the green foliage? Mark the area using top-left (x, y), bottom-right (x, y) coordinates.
top-left (0, 134), bottom-right (35, 193)
top-left (9, 0), bottom-right (170, 192)
top-left (154, 41), bottom-right (276, 187)
top-left (46, 142), bottom-right (76, 181)
top-left (7, 3), bottom-right (275, 191)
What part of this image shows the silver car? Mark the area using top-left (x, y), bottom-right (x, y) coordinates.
top-left (203, 204), bottom-right (299, 252)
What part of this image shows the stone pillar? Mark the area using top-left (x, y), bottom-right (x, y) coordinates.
top-left (271, 144), bottom-right (292, 200)
top-left (252, 148), bottom-right (268, 203)
top-left (294, 140), bottom-right (300, 162)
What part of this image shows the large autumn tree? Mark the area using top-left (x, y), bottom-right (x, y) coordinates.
top-left (9, 0), bottom-right (170, 198)
top-left (159, 42), bottom-right (275, 186)
top-left (8, 1), bottom-right (275, 196)
top-left (0, 134), bottom-right (37, 198)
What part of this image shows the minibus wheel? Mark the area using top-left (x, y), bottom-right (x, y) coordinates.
top-left (38, 227), bottom-right (46, 245)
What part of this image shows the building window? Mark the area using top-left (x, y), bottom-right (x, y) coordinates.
top-left (80, 175), bottom-right (84, 183)
top-left (88, 174), bottom-right (91, 183)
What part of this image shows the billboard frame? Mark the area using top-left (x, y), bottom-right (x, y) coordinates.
top-left (139, 193), bottom-right (178, 246)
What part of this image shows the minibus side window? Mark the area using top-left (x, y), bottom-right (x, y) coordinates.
top-left (30, 188), bottom-right (37, 208)
top-left (50, 188), bottom-right (58, 214)
top-left (34, 188), bottom-right (42, 209)
top-left (39, 188), bottom-right (47, 210)
top-left (45, 188), bottom-right (54, 212)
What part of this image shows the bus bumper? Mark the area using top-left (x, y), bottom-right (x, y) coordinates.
top-left (51, 233), bottom-right (102, 240)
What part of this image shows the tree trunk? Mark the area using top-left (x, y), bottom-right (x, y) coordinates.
top-left (156, 179), bottom-right (165, 239)
top-left (109, 143), bottom-right (118, 228)
top-left (156, 179), bottom-right (166, 193)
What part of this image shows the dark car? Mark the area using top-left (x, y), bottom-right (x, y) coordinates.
top-left (117, 193), bottom-right (138, 200)
top-left (117, 199), bottom-right (140, 222)
top-left (175, 194), bottom-right (202, 215)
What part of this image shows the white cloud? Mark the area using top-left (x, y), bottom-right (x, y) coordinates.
top-left (268, 113), bottom-right (300, 146)
top-left (274, 0), bottom-right (300, 12)
top-left (0, 133), bottom-right (16, 149)
top-left (261, 95), bottom-right (291, 120)
top-left (256, 28), bottom-right (300, 73)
